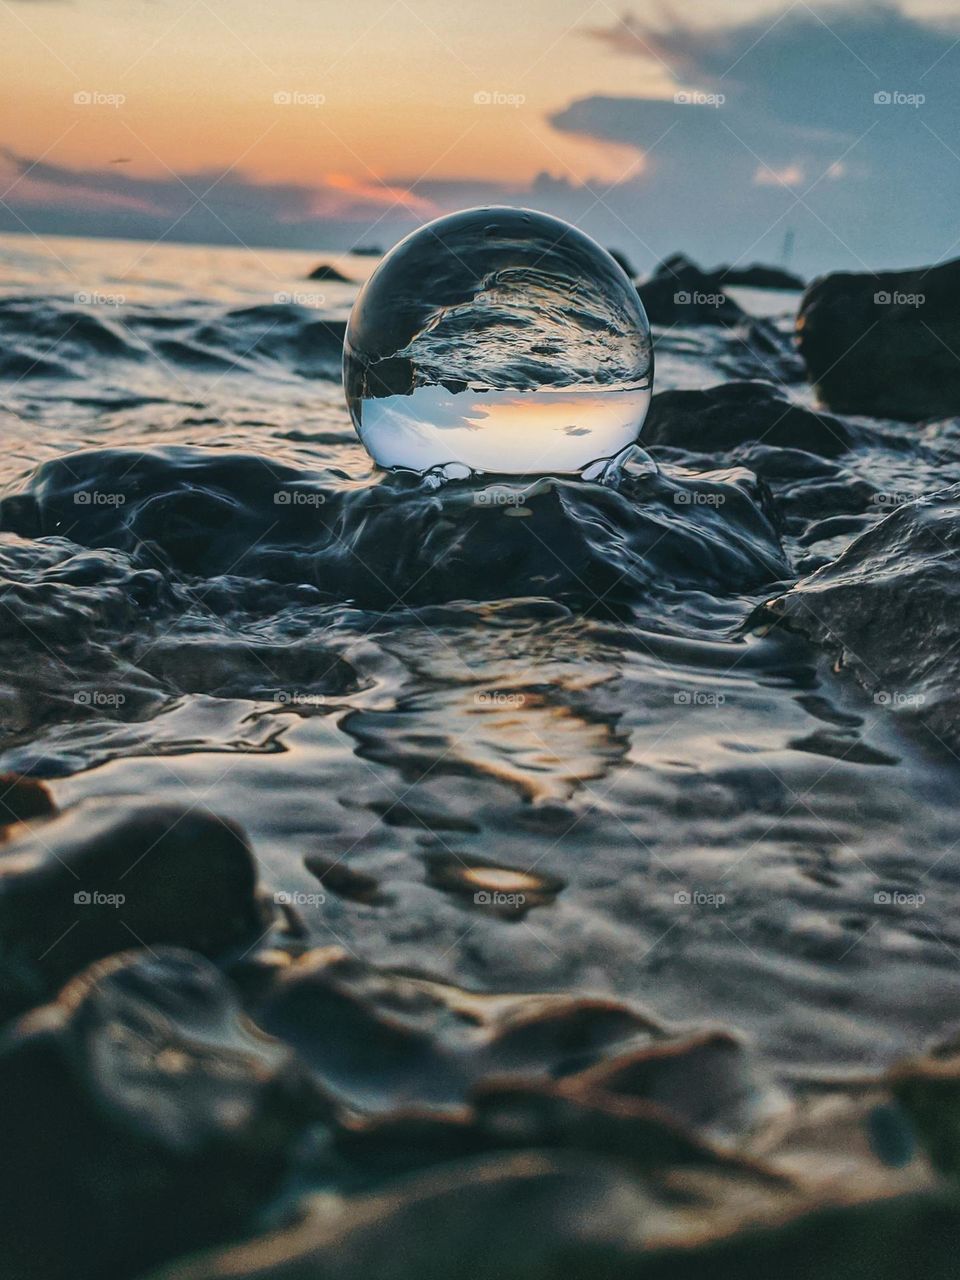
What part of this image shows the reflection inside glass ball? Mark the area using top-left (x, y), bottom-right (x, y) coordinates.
top-left (342, 207), bottom-right (653, 476)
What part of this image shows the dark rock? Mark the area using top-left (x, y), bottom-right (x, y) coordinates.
top-left (761, 485), bottom-right (960, 750)
top-left (606, 247), bottom-right (637, 278)
top-left (351, 245), bottom-right (383, 257)
top-left (639, 255), bottom-right (747, 327)
top-left (142, 1152), bottom-right (653, 1280)
top-left (304, 853), bottom-right (386, 905)
top-left (717, 263), bottom-right (805, 290)
top-left (644, 382), bottom-right (857, 458)
top-left (0, 773), bottom-right (55, 829)
top-left (0, 948), bottom-right (323, 1280)
top-left (306, 262), bottom-right (352, 282)
top-left (242, 947), bottom-right (659, 1111)
top-left (796, 258), bottom-right (960, 421)
top-left (0, 800), bottom-right (264, 1018)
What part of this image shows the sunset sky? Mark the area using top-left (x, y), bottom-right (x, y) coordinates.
top-left (2, 0), bottom-right (960, 272)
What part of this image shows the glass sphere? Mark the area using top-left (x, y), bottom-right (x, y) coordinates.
top-left (342, 207), bottom-right (653, 476)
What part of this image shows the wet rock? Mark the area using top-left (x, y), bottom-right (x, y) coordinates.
top-left (797, 259), bottom-right (960, 421)
top-left (606, 247), bottom-right (637, 278)
top-left (304, 854), bottom-right (387, 905)
top-left (644, 381), bottom-right (856, 458)
top-left (142, 1152), bottom-right (652, 1280)
top-left (0, 772), bottom-right (55, 830)
top-left (639, 254), bottom-right (747, 327)
top-left (241, 947), bottom-right (659, 1112)
top-left (0, 800), bottom-right (264, 1018)
top-left (717, 263), bottom-right (805, 290)
top-left (566, 1029), bottom-right (771, 1136)
top-left (1, 445), bottom-right (789, 610)
top-left (762, 485), bottom-right (960, 750)
top-left (306, 262), bottom-right (352, 282)
top-left (0, 948), bottom-right (323, 1280)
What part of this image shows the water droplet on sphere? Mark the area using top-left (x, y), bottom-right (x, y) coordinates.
top-left (343, 207), bottom-right (653, 477)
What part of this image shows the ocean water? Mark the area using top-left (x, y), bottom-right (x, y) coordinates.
top-left (2, 229), bottom-right (960, 1084)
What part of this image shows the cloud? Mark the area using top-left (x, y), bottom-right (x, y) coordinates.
top-left (0, 148), bottom-right (647, 257)
top-left (546, 2), bottom-right (960, 271)
top-left (0, 148), bottom-right (448, 248)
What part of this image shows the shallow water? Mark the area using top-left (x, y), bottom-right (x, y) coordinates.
top-left (3, 229), bottom-right (960, 1086)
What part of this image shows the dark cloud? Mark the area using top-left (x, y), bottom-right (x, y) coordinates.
top-left (0, 150), bottom-right (647, 258)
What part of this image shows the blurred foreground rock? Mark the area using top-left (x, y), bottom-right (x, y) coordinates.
top-left (0, 948), bottom-right (323, 1280)
top-left (0, 800), bottom-right (264, 1019)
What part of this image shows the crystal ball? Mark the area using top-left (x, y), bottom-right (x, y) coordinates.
top-left (342, 207), bottom-right (653, 476)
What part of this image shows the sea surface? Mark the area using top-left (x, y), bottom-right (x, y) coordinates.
top-left (2, 228), bottom-right (960, 1087)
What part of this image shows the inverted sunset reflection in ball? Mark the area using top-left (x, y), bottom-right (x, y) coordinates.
top-left (343, 207), bottom-right (653, 476)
